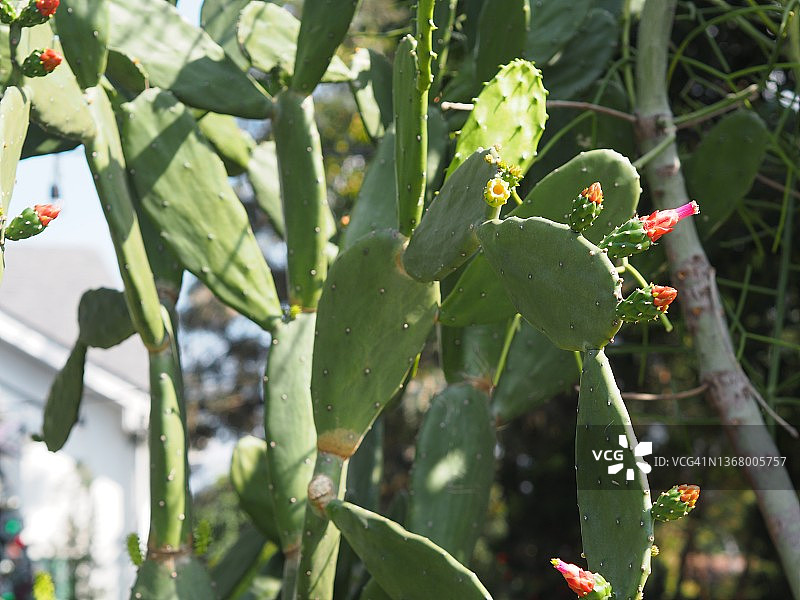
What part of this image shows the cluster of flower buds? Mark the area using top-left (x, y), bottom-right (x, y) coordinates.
top-left (569, 182), bottom-right (604, 233)
top-left (652, 484), bottom-right (700, 522)
top-left (16, 0), bottom-right (59, 27)
top-left (483, 152), bottom-right (522, 208)
top-left (551, 558), bottom-right (612, 599)
top-left (21, 47), bottom-right (62, 77)
top-left (616, 284), bottom-right (677, 323)
top-left (3, 204), bottom-right (60, 241)
top-left (599, 201), bottom-right (699, 259)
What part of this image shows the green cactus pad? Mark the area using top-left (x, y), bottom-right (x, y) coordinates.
top-left (478, 217), bottom-right (622, 351)
top-left (350, 48), bottom-right (393, 141)
top-left (200, 0), bottom-right (251, 70)
top-left (292, 0), bottom-right (360, 96)
top-left (685, 110), bottom-right (769, 237)
top-left (129, 557), bottom-right (215, 600)
top-left (84, 85), bottom-right (165, 349)
top-left (231, 436), bottom-right (280, 543)
top-left (439, 150), bottom-right (640, 327)
top-left (441, 321), bottom-right (507, 384)
top-left (197, 112), bottom-right (255, 177)
top-left (247, 140), bottom-right (285, 238)
top-left (77, 288), bottom-right (134, 349)
top-left (540, 8), bottom-right (619, 99)
top-left (518, 149), bottom-right (641, 244)
top-left (408, 384), bottom-right (495, 563)
top-left (327, 500), bottom-right (492, 599)
top-left (576, 348), bottom-right (652, 600)
top-left (53, 0), bottom-right (109, 88)
top-left (311, 230), bottom-right (438, 459)
top-left (438, 250), bottom-right (516, 328)
top-left (273, 89), bottom-right (333, 308)
top-left (135, 203), bottom-right (184, 292)
top-left (394, 34), bottom-right (427, 236)
top-left (41, 341), bottom-right (87, 452)
top-left (447, 60), bottom-right (547, 177)
top-left (16, 23), bottom-right (96, 141)
top-left (237, 1), bottom-right (351, 83)
top-left (121, 88), bottom-right (281, 330)
top-left (108, 0), bottom-right (272, 118)
top-left (21, 121), bottom-right (80, 158)
top-left (209, 525), bottom-right (271, 599)
top-left (492, 322), bottom-right (577, 422)
top-left (341, 128), bottom-right (397, 250)
top-left (104, 49), bottom-right (149, 96)
top-left (263, 314), bottom-right (317, 553)
top-left (651, 485), bottom-right (699, 522)
top-left (473, 0), bottom-right (529, 85)
top-left (403, 148), bottom-right (500, 282)
top-left (525, 0), bottom-right (591, 64)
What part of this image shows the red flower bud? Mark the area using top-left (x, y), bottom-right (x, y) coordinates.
top-left (551, 558), bottom-right (595, 596)
top-left (639, 201), bottom-right (699, 242)
top-left (651, 285), bottom-right (677, 312)
top-left (678, 484), bottom-right (700, 508)
top-left (35, 0), bottom-right (58, 17)
top-left (34, 203), bottom-right (60, 226)
top-left (39, 48), bottom-right (62, 72)
top-left (581, 182), bottom-right (603, 205)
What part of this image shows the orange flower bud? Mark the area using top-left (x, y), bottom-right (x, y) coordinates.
top-left (551, 558), bottom-right (595, 596)
top-left (39, 48), bottom-right (62, 72)
top-left (33, 204), bottom-right (60, 226)
top-left (677, 484), bottom-right (700, 508)
top-left (581, 182), bottom-right (603, 205)
top-left (35, 0), bottom-right (58, 17)
top-left (651, 285), bottom-right (677, 312)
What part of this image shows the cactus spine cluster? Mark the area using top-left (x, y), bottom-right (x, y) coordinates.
top-left (0, 1), bottom-right (708, 598)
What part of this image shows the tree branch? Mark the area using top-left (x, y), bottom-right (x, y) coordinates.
top-left (635, 2), bottom-right (800, 597)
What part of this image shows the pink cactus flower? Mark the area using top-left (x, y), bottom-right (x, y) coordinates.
top-left (639, 201), bottom-right (699, 242)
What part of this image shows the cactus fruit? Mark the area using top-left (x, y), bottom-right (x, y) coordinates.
top-left (569, 182), bottom-right (604, 233)
top-left (20, 47), bottom-right (61, 76)
top-left (616, 284), bottom-right (678, 323)
top-left (478, 216), bottom-right (622, 351)
top-left (3, 204), bottom-right (59, 240)
top-left (651, 484), bottom-right (700, 522)
top-left (16, 0), bottom-right (59, 27)
top-left (326, 500), bottom-right (492, 599)
top-left (551, 559), bottom-right (613, 600)
top-left (598, 201), bottom-right (699, 259)
top-left (0, 0), bottom-right (17, 24)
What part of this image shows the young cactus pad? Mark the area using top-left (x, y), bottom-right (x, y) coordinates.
top-left (447, 59), bottom-right (547, 177)
top-left (576, 348), bottom-right (652, 600)
top-left (477, 217), bottom-right (622, 352)
top-left (326, 500), bottom-right (492, 600)
top-left (311, 230), bottom-right (439, 458)
top-left (403, 147), bottom-right (501, 282)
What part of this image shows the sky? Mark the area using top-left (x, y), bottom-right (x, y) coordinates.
top-left (6, 0), bottom-right (204, 282)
